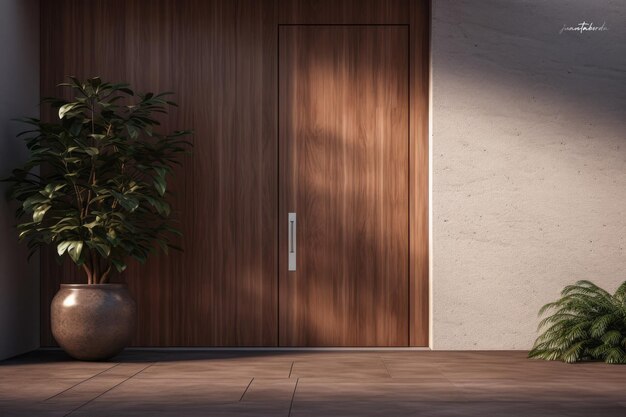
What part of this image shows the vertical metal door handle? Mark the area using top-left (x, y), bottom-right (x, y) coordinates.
top-left (288, 212), bottom-right (296, 271)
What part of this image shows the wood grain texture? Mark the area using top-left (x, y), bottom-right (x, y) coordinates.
top-left (40, 0), bottom-right (278, 346)
top-left (39, 0), bottom-right (429, 347)
top-left (279, 0), bottom-right (410, 24)
top-left (409, 0), bottom-right (431, 346)
top-left (278, 25), bottom-right (410, 346)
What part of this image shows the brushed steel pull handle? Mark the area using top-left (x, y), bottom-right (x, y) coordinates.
top-left (288, 212), bottom-right (296, 271)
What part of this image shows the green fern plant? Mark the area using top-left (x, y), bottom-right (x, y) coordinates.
top-left (529, 280), bottom-right (626, 364)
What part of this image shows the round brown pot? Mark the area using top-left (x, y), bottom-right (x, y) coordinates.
top-left (51, 284), bottom-right (136, 361)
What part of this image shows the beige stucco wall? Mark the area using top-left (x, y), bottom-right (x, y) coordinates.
top-left (431, 0), bottom-right (626, 349)
top-left (0, 0), bottom-right (40, 360)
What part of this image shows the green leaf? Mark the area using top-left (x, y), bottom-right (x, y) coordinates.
top-left (145, 196), bottom-right (170, 216)
top-left (602, 330), bottom-right (622, 346)
top-left (58, 103), bottom-right (78, 119)
top-left (23, 194), bottom-right (47, 211)
top-left (93, 242), bottom-right (111, 258)
top-left (66, 241), bottom-right (83, 263)
top-left (83, 218), bottom-right (101, 229)
top-left (614, 281), bottom-right (626, 302)
top-left (5, 76), bottom-right (191, 282)
top-left (153, 166), bottom-right (168, 196)
top-left (590, 314), bottom-right (613, 338)
top-left (84, 147), bottom-right (100, 156)
top-left (530, 280), bottom-right (626, 364)
top-left (57, 241), bottom-right (82, 260)
top-left (111, 258), bottom-right (127, 273)
top-left (56, 242), bottom-right (71, 256)
top-left (110, 191), bottom-right (139, 212)
top-left (153, 178), bottom-right (166, 196)
top-left (127, 125), bottom-right (139, 139)
top-left (32, 204), bottom-right (51, 222)
top-left (118, 87), bottom-right (134, 96)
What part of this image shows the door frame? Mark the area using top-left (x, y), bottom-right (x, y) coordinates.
top-left (277, 1), bottom-right (430, 347)
top-left (277, 24), bottom-right (411, 347)
top-left (407, 0), bottom-right (430, 348)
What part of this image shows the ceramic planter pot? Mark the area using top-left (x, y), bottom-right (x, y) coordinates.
top-left (51, 284), bottom-right (136, 361)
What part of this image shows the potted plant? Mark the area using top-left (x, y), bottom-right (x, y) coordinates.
top-left (4, 77), bottom-right (190, 360)
top-left (529, 280), bottom-right (626, 364)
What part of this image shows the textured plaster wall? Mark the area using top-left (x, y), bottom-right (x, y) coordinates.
top-left (0, 0), bottom-right (40, 360)
top-left (431, 0), bottom-right (626, 349)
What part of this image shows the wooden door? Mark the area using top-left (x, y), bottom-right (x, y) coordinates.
top-left (278, 25), bottom-right (410, 346)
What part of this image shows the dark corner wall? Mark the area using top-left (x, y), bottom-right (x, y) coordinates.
top-left (0, 0), bottom-right (40, 360)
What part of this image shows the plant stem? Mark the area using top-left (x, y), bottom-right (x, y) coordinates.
top-left (90, 250), bottom-right (99, 284)
top-left (83, 98), bottom-right (98, 219)
top-left (82, 264), bottom-right (93, 285)
top-left (62, 158), bottom-right (84, 221)
top-left (100, 264), bottom-right (112, 284)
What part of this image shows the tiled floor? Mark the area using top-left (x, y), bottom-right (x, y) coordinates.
top-left (1, 350), bottom-right (625, 416)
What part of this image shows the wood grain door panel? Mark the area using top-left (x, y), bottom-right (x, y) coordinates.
top-left (278, 25), bottom-right (410, 346)
top-left (39, 1), bottom-right (430, 348)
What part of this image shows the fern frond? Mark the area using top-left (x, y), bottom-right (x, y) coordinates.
top-left (601, 330), bottom-right (622, 346)
top-left (538, 302), bottom-right (560, 316)
top-left (589, 314), bottom-right (614, 338)
top-left (538, 313), bottom-right (580, 330)
top-left (530, 280), bottom-right (626, 364)
top-left (604, 347), bottom-right (626, 364)
top-left (614, 281), bottom-right (626, 303)
top-left (561, 340), bottom-right (587, 363)
top-left (589, 343), bottom-right (611, 358)
top-left (564, 280), bottom-right (612, 300)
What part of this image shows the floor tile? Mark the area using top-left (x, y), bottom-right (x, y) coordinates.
top-left (241, 378), bottom-right (297, 402)
top-left (290, 357), bottom-right (390, 379)
top-left (294, 379), bottom-right (467, 403)
top-left (3, 350), bottom-right (626, 417)
top-left (0, 378), bottom-right (85, 402)
top-left (107, 376), bottom-right (252, 402)
top-left (0, 361), bottom-right (116, 380)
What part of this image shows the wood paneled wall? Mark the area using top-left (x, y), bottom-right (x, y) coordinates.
top-left (39, 0), bottom-right (429, 347)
